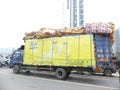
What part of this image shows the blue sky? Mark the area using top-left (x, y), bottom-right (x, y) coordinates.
top-left (0, 0), bottom-right (120, 48)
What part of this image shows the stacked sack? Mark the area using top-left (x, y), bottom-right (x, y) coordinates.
top-left (23, 27), bottom-right (85, 39)
top-left (60, 27), bottom-right (85, 34)
top-left (85, 22), bottom-right (114, 33)
top-left (85, 22), bottom-right (115, 45)
top-left (23, 22), bottom-right (115, 45)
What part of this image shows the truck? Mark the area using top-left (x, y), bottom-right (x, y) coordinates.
top-left (9, 32), bottom-right (116, 79)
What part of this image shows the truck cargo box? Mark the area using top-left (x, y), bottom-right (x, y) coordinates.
top-left (23, 34), bottom-right (96, 67)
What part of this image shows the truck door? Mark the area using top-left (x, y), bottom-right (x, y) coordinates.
top-left (78, 35), bottom-right (95, 67)
top-left (52, 37), bottom-right (67, 66)
top-left (10, 50), bottom-right (23, 67)
top-left (67, 36), bottom-right (79, 66)
top-left (23, 39), bottom-right (43, 65)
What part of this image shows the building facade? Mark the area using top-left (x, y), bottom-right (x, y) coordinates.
top-left (114, 28), bottom-right (120, 55)
top-left (63, 0), bottom-right (84, 28)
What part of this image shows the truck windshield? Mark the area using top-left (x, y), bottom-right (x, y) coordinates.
top-left (11, 51), bottom-right (21, 58)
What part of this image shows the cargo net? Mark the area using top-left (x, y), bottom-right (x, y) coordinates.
top-left (23, 22), bottom-right (114, 44)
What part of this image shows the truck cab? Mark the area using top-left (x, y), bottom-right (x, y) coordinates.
top-left (9, 45), bottom-right (24, 68)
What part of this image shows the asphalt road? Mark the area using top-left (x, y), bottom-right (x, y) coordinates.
top-left (0, 68), bottom-right (120, 90)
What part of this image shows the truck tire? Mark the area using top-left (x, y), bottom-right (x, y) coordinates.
top-left (13, 64), bottom-right (20, 74)
top-left (103, 69), bottom-right (112, 77)
top-left (55, 68), bottom-right (67, 80)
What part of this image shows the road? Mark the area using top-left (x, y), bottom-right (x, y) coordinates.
top-left (0, 68), bottom-right (120, 90)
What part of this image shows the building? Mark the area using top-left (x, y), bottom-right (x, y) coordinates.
top-left (63, 0), bottom-right (84, 28)
top-left (113, 28), bottom-right (120, 55)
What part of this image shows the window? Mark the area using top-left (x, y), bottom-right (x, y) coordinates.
top-left (12, 51), bottom-right (21, 58)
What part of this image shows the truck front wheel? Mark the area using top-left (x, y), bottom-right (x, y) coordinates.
top-left (13, 64), bottom-right (20, 74)
top-left (55, 68), bottom-right (67, 80)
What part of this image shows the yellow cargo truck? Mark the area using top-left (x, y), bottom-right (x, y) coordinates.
top-left (10, 34), bottom-right (116, 79)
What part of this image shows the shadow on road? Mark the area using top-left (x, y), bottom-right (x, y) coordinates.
top-left (18, 71), bottom-right (112, 85)
top-left (15, 70), bottom-right (120, 88)
top-left (1, 68), bottom-right (119, 88)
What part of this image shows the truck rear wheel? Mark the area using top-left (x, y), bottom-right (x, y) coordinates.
top-left (103, 69), bottom-right (112, 77)
top-left (55, 68), bottom-right (67, 80)
top-left (13, 64), bottom-right (20, 74)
